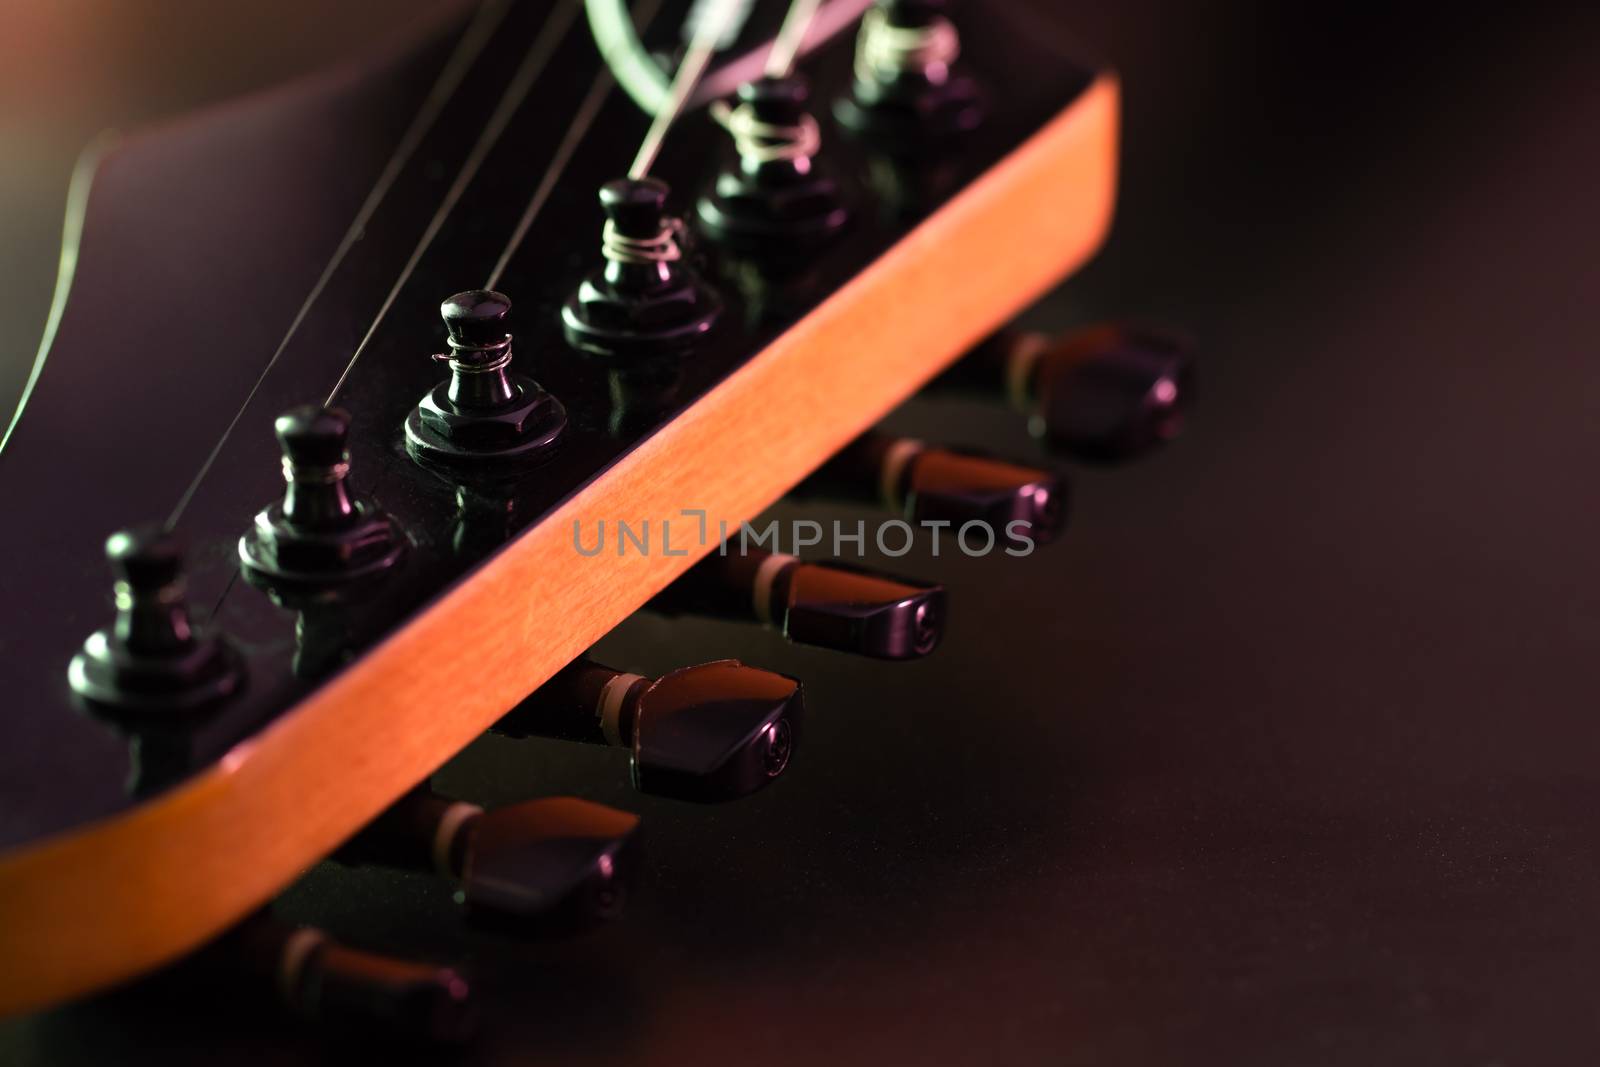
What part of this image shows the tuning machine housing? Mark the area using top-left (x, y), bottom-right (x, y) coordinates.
top-left (339, 787), bottom-right (639, 931)
top-left (655, 549), bottom-right (945, 659)
top-left (945, 324), bottom-right (1195, 461)
top-left (190, 912), bottom-right (477, 1043)
top-left (801, 431), bottom-right (1069, 544)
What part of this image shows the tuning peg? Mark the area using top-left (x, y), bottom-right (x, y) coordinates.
top-left (405, 290), bottom-right (567, 472)
top-left (834, 0), bottom-right (984, 143)
top-left (562, 178), bottom-right (721, 361)
top-left (498, 659), bottom-right (802, 803)
top-left (69, 525), bottom-right (242, 723)
top-left (195, 912), bottom-right (476, 1043)
top-left (338, 787), bottom-right (638, 929)
top-left (799, 431), bottom-right (1069, 545)
top-left (697, 75), bottom-right (849, 252)
top-left (239, 405), bottom-right (405, 596)
top-left (653, 550), bottom-right (944, 659)
top-left (946, 324), bottom-right (1194, 461)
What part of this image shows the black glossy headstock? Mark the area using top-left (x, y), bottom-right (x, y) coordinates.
top-left (0, 0), bottom-right (1120, 1016)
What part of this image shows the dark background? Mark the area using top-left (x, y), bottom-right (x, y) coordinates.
top-left (3, 1), bottom-right (1599, 1063)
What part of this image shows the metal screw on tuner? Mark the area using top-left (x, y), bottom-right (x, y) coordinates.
top-left (405, 290), bottom-right (568, 471)
top-left (653, 549), bottom-right (945, 660)
top-left (238, 406), bottom-right (404, 596)
top-left (188, 913), bottom-right (477, 1044)
top-left (942, 324), bottom-right (1196, 462)
top-left (497, 659), bottom-right (804, 803)
top-left (337, 787), bottom-right (639, 931)
top-left (697, 75), bottom-right (850, 252)
top-left (799, 431), bottom-right (1070, 544)
top-left (561, 178), bottom-right (722, 361)
top-left (834, 0), bottom-right (985, 144)
top-left (68, 526), bottom-right (242, 722)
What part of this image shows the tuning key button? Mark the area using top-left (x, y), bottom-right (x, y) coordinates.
top-left (68, 526), bottom-right (242, 723)
top-left (207, 914), bottom-right (476, 1043)
top-left (655, 550), bottom-right (944, 659)
top-left (562, 178), bottom-right (721, 361)
top-left (976, 325), bottom-right (1194, 461)
top-left (463, 797), bottom-right (637, 928)
top-left (405, 290), bottom-right (567, 472)
top-left (697, 75), bottom-right (849, 252)
top-left (239, 405), bottom-right (404, 594)
top-left (340, 788), bottom-right (639, 929)
top-left (499, 659), bottom-right (804, 803)
top-left (805, 432), bottom-right (1069, 544)
top-left (834, 0), bottom-right (984, 144)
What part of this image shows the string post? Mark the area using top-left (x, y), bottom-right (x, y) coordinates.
top-left (697, 74), bottom-right (849, 254)
top-left (562, 177), bottom-right (721, 361)
top-left (70, 525), bottom-right (243, 728)
top-left (439, 291), bottom-right (518, 411)
top-left (834, 0), bottom-right (984, 144)
top-left (405, 289), bottom-right (567, 475)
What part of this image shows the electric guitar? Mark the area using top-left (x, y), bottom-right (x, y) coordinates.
top-left (0, 0), bottom-right (1188, 1036)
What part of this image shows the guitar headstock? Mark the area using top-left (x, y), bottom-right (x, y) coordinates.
top-left (0, 0), bottom-right (1188, 1030)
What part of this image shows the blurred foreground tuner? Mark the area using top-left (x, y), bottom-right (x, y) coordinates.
top-left (498, 659), bottom-right (803, 802)
top-left (197, 913), bottom-right (476, 1044)
top-left (947, 324), bottom-right (1194, 461)
top-left (405, 290), bottom-right (567, 471)
top-left (654, 549), bottom-right (944, 659)
top-left (69, 526), bottom-right (242, 722)
top-left (799, 431), bottom-right (1068, 543)
top-left (338, 787), bottom-right (638, 929)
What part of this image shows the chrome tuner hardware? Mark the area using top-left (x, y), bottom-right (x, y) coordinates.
top-left (949, 324), bottom-right (1195, 461)
top-left (239, 405), bottom-right (404, 596)
top-left (339, 787), bottom-right (639, 930)
top-left (498, 658), bottom-right (803, 803)
top-left (69, 525), bottom-right (242, 725)
top-left (799, 431), bottom-right (1070, 545)
top-left (655, 549), bottom-right (945, 659)
top-left (405, 290), bottom-right (567, 472)
top-left (562, 178), bottom-right (721, 361)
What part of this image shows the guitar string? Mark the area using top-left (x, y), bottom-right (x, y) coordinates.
top-left (164, 0), bottom-right (513, 530)
top-left (709, 0), bottom-right (827, 160)
top-left (629, 0), bottom-right (747, 179)
top-left (692, 0), bottom-right (870, 107)
top-left (483, 0), bottom-right (665, 292)
top-left (495, 0), bottom-right (835, 314)
top-left (323, 0), bottom-right (581, 407)
top-left (765, 0), bottom-right (823, 78)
